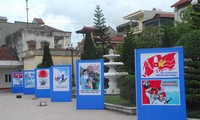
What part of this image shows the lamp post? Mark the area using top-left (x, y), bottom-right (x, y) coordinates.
top-left (68, 44), bottom-right (76, 85)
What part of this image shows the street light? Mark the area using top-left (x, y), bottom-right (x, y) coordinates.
top-left (68, 44), bottom-right (76, 86)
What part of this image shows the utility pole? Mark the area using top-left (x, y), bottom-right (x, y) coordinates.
top-left (26, 0), bottom-right (29, 28)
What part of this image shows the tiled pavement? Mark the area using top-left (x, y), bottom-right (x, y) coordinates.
top-left (0, 90), bottom-right (135, 120)
top-left (0, 90), bottom-right (199, 120)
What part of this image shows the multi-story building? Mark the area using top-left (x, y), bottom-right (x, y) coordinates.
top-left (123, 10), bottom-right (173, 34)
top-left (171, 0), bottom-right (191, 23)
top-left (143, 13), bottom-right (174, 29)
top-left (0, 17), bottom-right (79, 89)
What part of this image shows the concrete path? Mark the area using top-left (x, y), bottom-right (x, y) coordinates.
top-left (0, 90), bottom-right (135, 120)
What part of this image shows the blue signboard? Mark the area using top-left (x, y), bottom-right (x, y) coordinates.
top-left (50, 65), bottom-right (72, 102)
top-left (135, 47), bottom-right (186, 120)
top-left (35, 68), bottom-right (51, 98)
top-left (23, 70), bottom-right (35, 95)
top-left (76, 59), bottom-right (104, 109)
top-left (11, 71), bottom-right (23, 93)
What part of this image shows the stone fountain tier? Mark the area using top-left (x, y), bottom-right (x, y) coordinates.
top-left (103, 54), bottom-right (120, 62)
top-left (104, 62), bottom-right (123, 72)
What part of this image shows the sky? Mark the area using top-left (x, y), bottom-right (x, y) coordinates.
top-left (0, 0), bottom-right (178, 46)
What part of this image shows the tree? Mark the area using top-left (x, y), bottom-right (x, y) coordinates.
top-left (37, 42), bottom-right (54, 68)
top-left (135, 26), bottom-right (162, 48)
top-left (120, 75), bottom-right (136, 104)
top-left (176, 30), bottom-right (200, 60)
top-left (183, 5), bottom-right (200, 30)
top-left (119, 28), bottom-right (136, 74)
top-left (190, 3), bottom-right (200, 30)
top-left (81, 32), bottom-right (100, 60)
top-left (160, 25), bottom-right (173, 47)
top-left (176, 30), bottom-right (200, 110)
top-left (93, 5), bottom-right (110, 56)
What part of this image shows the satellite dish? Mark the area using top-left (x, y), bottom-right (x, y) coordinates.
top-left (152, 8), bottom-right (156, 11)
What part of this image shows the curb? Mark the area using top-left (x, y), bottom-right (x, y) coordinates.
top-left (104, 103), bottom-right (136, 115)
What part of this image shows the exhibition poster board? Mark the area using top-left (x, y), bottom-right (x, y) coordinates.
top-left (35, 68), bottom-right (50, 98)
top-left (76, 59), bottom-right (104, 109)
top-left (11, 71), bottom-right (23, 93)
top-left (51, 65), bottom-right (72, 102)
top-left (135, 47), bottom-right (186, 120)
top-left (23, 70), bottom-right (35, 94)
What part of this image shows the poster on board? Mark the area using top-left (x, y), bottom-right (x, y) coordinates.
top-left (78, 62), bottom-right (101, 95)
top-left (53, 66), bottom-right (70, 91)
top-left (24, 71), bottom-right (35, 88)
top-left (141, 52), bottom-right (179, 78)
top-left (142, 79), bottom-right (180, 105)
top-left (36, 69), bottom-right (50, 89)
top-left (12, 72), bottom-right (23, 87)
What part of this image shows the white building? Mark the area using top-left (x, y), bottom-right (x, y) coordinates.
top-left (0, 17), bottom-right (73, 89)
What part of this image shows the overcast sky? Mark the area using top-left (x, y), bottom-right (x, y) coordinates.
top-left (0, 0), bottom-right (178, 46)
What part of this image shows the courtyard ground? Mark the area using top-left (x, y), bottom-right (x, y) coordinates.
top-left (0, 90), bottom-right (135, 120)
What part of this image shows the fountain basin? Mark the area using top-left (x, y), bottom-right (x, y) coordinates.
top-left (104, 72), bottom-right (128, 78)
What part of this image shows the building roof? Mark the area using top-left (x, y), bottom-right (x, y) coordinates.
top-left (0, 47), bottom-right (18, 60)
top-left (110, 35), bottom-right (124, 42)
top-left (29, 25), bottom-right (71, 33)
top-left (153, 13), bottom-right (174, 19)
top-left (142, 13), bottom-right (174, 23)
top-left (171, 0), bottom-right (190, 7)
top-left (32, 18), bottom-right (45, 24)
top-left (76, 26), bottom-right (98, 34)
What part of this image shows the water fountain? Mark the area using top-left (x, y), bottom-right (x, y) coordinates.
top-left (104, 49), bottom-right (128, 94)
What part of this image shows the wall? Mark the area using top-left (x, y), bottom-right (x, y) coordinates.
top-left (0, 68), bottom-right (20, 88)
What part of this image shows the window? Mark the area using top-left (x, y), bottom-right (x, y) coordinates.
top-left (9, 74), bottom-right (11, 82)
top-left (5, 74), bottom-right (8, 82)
top-left (27, 40), bottom-right (36, 50)
top-left (5, 74), bottom-right (11, 82)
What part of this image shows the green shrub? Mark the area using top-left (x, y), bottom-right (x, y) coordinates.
top-left (186, 80), bottom-right (200, 88)
top-left (186, 94), bottom-right (200, 110)
top-left (120, 75), bottom-right (136, 104)
top-left (186, 88), bottom-right (200, 94)
top-left (176, 30), bottom-right (200, 60)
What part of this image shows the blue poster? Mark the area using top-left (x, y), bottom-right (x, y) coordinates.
top-left (23, 70), bottom-right (35, 95)
top-left (24, 71), bottom-right (35, 88)
top-left (76, 59), bottom-right (104, 109)
top-left (12, 72), bottom-right (23, 87)
top-left (51, 65), bottom-right (72, 102)
top-left (11, 71), bottom-right (23, 93)
top-left (53, 66), bottom-right (70, 91)
top-left (135, 47), bottom-right (186, 120)
top-left (35, 68), bottom-right (51, 98)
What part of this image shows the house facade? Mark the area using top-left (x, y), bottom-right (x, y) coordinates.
top-left (0, 17), bottom-right (79, 89)
top-left (171, 0), bottom-right (191, 23)
top-left (143, 13), bottom-right (174, 29)
top-left (123, 10), bottom-right (173, 34)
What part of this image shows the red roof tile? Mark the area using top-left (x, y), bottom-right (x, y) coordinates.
top-left (153, 13), bottom-right (174, 18)
top-left (76, 26), bottom-right (98, 33)
top-left (0, 47), bottom-right (18, 60)
top-left (171, 0), bottom-right (190, 7)
top-left (33, 18), bottom-right (45, 24)
top-left (110, 35), bottom-right (124, 42)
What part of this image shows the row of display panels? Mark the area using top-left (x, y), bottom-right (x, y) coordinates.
top-left (11, 60), bottom-right (104, 110)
